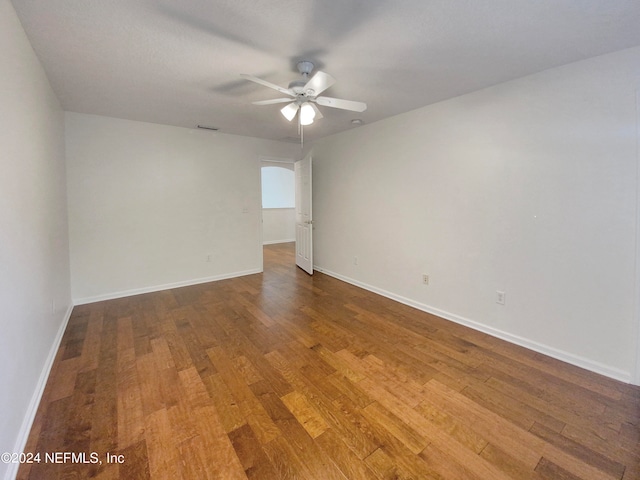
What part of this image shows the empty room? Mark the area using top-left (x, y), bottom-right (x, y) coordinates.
top-left (2, 0), bottom-right (640, 479)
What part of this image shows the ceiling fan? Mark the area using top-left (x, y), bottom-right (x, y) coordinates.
top-left (241, 61), bottom-right (367, 127)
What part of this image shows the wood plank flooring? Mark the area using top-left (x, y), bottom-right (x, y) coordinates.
top-left (18, 242), bottom-right (640, 479)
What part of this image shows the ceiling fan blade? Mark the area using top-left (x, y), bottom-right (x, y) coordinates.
top-left (315, 96), bottom-right (367, 112)
top-left (280, 103), bottom-right (299, 122)
top-left (252, 98), bottom-right (295, 106)
top-left (240, 74), bottom-right (294, 97)
top-left (303, 71), bottom-right (335, 96)
top-left (310, 102), bottom-right (323, 120)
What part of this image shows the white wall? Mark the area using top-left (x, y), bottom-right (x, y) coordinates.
top-left (66, 113), bottom-right (299, 303)
top-left (312, 46), bottom-right (640, 382)
top-left (262, 208), bottom-right (296, 244)
top-left (0, 1), bottom-right (71, 478)
top-left (262, 165), bottom-right (295, 208)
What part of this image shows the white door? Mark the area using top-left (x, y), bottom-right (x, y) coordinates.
top-left (295, 154), bottom-right (313, 274)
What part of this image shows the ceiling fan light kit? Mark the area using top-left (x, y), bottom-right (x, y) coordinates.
top-left (280, 102), bottom-right (299, 121)
top-left (299, 102), bottom-right (316, 125)
top-left (241, 61), bottom-right (367, 132)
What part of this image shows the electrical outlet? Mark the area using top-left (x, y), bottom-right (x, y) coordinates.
top-left (353, 256), bottom-right (358, 266)
top-left (206, 254), bottom-right (212, 262)
top-left (496, 290), bottom-right (506, 305)
top-left (422, 274), bottom-right (429, 285)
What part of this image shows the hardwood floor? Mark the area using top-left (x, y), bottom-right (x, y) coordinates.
top-left (18, 242), bottom-right (640, 479)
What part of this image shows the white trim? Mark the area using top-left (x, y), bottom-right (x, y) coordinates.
top-left (259, 155), bottom-right (295, 165)
top-left (633, 88), bottom-right (640, 386)
top-left (314, 265), bottom-right (632, 384)
top-left (263, 239), bottom-right (295, 245)
top-left (5, 303), bottom-right (73, 480)
top-left (73, 269), bottom-right (262, 305)
top-left (257, 156), bottom-right (264, 275)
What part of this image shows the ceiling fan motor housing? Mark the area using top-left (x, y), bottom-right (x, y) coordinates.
top-left (288, 80), bottom-right (307, 95)
top-left (292, 61), bottom-right (316, 96)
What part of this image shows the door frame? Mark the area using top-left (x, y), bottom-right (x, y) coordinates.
top-left (633, 89), bottom-right (640, 385)
top-left (259, 156), bottom-right (295, 270)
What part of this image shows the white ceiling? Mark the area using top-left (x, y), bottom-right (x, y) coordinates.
top-left (11, 0), bottom-right (640, 143)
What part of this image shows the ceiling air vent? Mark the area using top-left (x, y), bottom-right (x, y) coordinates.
top-left (197, 125), bottom-right (219, 131)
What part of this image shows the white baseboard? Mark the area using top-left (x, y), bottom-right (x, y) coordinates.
top-left (263, 239), bottom-right (295, 245)
top-left (73, 268), bottom-right (262, 305)
top-left (314, 266), bottom-right (632, 384)
top-left (5, 303), bottom-right (73, 480)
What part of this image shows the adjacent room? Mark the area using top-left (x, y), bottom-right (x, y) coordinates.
top-left (2, 0), bottom-right (640, 478)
